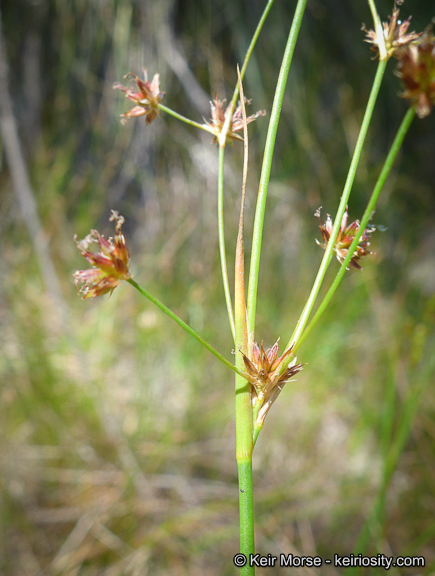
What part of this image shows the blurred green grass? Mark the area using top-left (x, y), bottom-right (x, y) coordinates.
top-left (1, 0), bottom-right (435, 574)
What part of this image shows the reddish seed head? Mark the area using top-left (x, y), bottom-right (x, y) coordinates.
top-left (241, 338), bottom-right (304, 426)
top-left (315, 207), bottom-right (374, 270)
top-left (203, 96), bottom-right (266, 144)
top-left (362, 2), bottom-right (421, 60)
top-left (74, 211), bottom-right (131, 299)
top-left (396, 26), bottom-right (435, 118)
top-left (113, 69), bottom-right (165, 125)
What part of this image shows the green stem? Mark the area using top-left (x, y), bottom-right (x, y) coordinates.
top-left (294, 106), bottom-right (415, 354)
top-left (247, 0), bottom-right (308, 340)
top-left (157, 103), bottom-right (212, 133)
top-left (237, 460), bottom-right (255, 575)
top-left (286, 59), bottom-right (387, 354)
top-left (218, 146), bottom-right (236, 342)
top-left (127, 278), bottom-right (244, 377)
top-left (239, 0), bottom-right (275, 90)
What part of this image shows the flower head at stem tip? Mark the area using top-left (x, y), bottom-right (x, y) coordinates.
top-left (113, 69), bottom-right (165, 125)
top-left (396, 25), bottom-right (435, 118)
top-left (203, 95), bottom-right (266, 145)
top-left (363, 1), bottom-right (421, 61)
top-left (74, 211), bottom-right (131, 299)
top-left (315, 206), bottom-right (375, 270)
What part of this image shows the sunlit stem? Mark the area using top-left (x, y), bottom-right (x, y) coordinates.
top-left (294, 106), bottom-right (416, 354)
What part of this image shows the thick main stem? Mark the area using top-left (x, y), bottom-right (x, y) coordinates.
top-left (237, 460), bottom-right (255, 575)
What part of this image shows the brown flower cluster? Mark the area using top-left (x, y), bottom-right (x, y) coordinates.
top-left (396, 26), bottom-right (435, 118)
top-left (204, 96), bottom-right (266, 144)
top-left (363, 2), bottom-right (420, 59)
top-left (113, 70), bottom-right (165, 125)
top-left (74, 211), bottom-right (131, 299)
top-left (315, 207), bottom-right (374, 270)
top-left (241, 339), bottom-right (304, 426)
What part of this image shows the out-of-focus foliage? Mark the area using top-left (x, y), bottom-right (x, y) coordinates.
top-left (1, 0), bottom-right (434, 574)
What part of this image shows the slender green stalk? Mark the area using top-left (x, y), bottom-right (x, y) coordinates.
top-left (127, 278), bottom-right (245, 377)
top-left (218, 146), bottom-right (236, 342)
top-left (247, 0), bottom-right (308, 340)
top-left (239, 0), bottom-right (274, 82)
top-left (293, 107), bottom-right (415, 354)
top-left (157, 103), bottom-right (211, 133)
top-left (286, 59), bottom-right (388, 354)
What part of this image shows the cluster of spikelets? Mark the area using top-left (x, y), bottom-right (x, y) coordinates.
top-left (241, 340), bottom-right (304, 427)
top-left (363, 1), bottom-right (435, 118)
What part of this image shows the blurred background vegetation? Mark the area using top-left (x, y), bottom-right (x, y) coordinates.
top-left (0, 0), bottom-right (434, 574)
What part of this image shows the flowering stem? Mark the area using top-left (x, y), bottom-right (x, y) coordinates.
top-left (247, 0), bottom-right (308, 340)
top-left (218, 145), bottom-right (236, 342)
top-left (294, 106), bottom-right (416, 354)
top-left (286, 59), bottom-right (388, 354)
top-left (127, 278), bottom-right (245, 378)
top-left (157, 103), bottom-right (212, 133)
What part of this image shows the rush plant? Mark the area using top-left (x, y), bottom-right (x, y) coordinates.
top-left (74, 1), bottom-right (434, 573)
